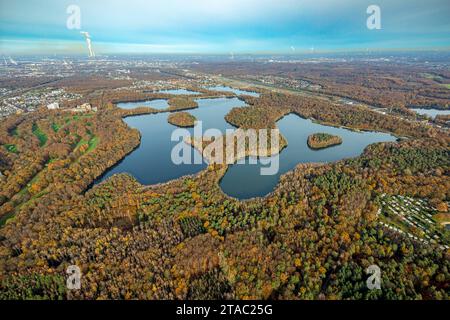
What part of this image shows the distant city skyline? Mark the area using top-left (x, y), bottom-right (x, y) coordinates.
top-left (1, 0), bottom-right (450, 55)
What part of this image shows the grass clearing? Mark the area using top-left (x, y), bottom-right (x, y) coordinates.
top-left (74, 138), bottom-right (87, 151)
top-left (87, 136), bottom-right (99, 153)
top-left (0, 211), bottom-right (16, 227)
top-left (4, 144), bottom-right (18, 153)
top-left (74, 135), bottom-right (99, 154)
top-left (51, 122), bottom-right (61, 132)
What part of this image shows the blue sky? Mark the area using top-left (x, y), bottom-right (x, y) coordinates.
top-left (1, 0), bottom-right (450, 55)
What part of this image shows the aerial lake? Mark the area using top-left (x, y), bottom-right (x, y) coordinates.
top-left (98, 97), bottom-right (246, 185)
top-left (412, 108), bottom-right (450, 119)
top-left (220, 114), bottom-right (396, 199)
top-left (118, 99), bottom-right (169, 110)
top-left (99, 97), bottom-right (396, 199)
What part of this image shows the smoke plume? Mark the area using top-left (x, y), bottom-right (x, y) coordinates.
top-left (80, 31), bottom-right (95, 57)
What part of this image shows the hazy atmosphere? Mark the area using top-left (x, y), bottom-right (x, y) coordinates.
top-left (1, 0), bottom-right (450, 54)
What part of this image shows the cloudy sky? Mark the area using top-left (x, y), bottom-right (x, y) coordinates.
top-left (1, 0), bottom-right (449, 55)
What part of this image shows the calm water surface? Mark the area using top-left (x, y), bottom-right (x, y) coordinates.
top-left (412, 108), bottom-right (450, 119)
top-left (207, 85), bottom-right (260, 97)
top-left (118, 99), bottom-right (169, 110)
top-left (220, 114), bottom-right (396, 199)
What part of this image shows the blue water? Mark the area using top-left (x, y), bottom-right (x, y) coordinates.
top-left (99, 97), bottom-right (247, 185)
top-left (219, 114), bottom-right (396, 199)
top-left (103, 99), bottom-right (396, 199)
top-left (157, 89), bottom-right (200, 95)
top-left (189, 98), bottom-right (246, 131)
top-left (118, 99), bottom-right (169, 110)
top-left (412, 108), bottom-right (450, 119)
top-left (207, 86), bottom-right (260, 97)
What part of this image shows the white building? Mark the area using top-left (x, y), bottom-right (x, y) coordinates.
top-left (70, 103), bottom-right (97, 113)
top-left (47, 102), bottom-right (60, 110)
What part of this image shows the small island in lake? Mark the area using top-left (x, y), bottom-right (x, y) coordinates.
top-left (168, 112), bottom-right (197, 127)
top-left (307, 132), bottom-right (342, 149)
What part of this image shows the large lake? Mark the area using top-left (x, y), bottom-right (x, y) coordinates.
top-left (98, 97), bottom-right (246, 185)
top-left (412, 108), bottom-right (450, 119)
top-left (98, 97), bottom-right (396, 199)
top-left (220, 114), bottom-right (396, 199)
